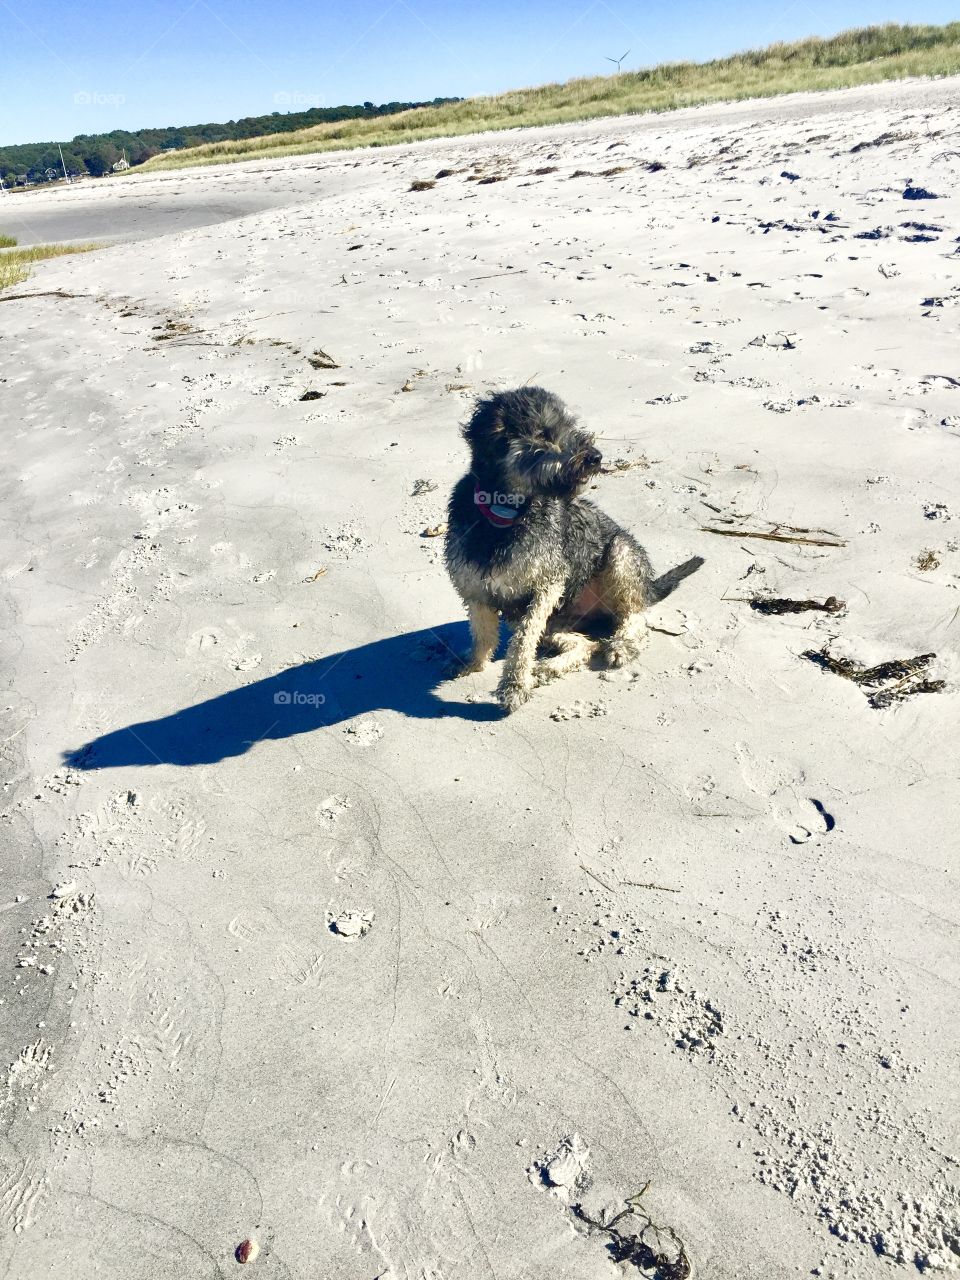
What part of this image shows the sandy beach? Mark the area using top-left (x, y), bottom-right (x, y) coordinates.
top-left (1, 77), bottom-right (958, 1278)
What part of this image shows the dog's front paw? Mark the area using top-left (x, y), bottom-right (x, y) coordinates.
top-left (602, 631), bottom-right (647, 668)
top-left (497, 674), bottom-right (533, 713)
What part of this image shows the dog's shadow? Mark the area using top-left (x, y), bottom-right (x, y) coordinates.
top-left (65, 558), bottom-right (704, 771)
top-left (64, 622), bottom-right (494, 770)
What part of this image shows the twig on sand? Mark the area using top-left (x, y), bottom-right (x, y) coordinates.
top-left (153, 339), bottom-right (223, 347)
top-left (1, 721), bottom-right (28, 747)
top-left (579, 863), bottom-right (617, 893)
top-left (702, 526), bottom-right (846, 548)
top-left (622, 880), bottom-right (680, 893)
top-left (580, 862), bottom-right (679, 894)
top-left (470, 269), bottom-right (528, 281)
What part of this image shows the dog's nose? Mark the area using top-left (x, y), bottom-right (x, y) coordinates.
top-left (584, 447), bottom-right (602, 471)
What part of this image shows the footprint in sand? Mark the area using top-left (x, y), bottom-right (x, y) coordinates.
top-left (342, 720), bottom-right (384, 747)
top-left (227, 907), bottom-right (323, 986)
top-left (735, 743), bottom-right (836, 844)
top-left (317, 794), bottom-right (351, 823)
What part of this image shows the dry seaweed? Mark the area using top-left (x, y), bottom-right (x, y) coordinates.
top-left (749, 595), bottom-right (844, 615)
top-left (803, 647), bottom-right (945, 708)
top-left (867, 677), bottom-right (946, 709)
top-left (804, 648), bottom-right (933, 684)
top-left (568, 166), bottom-right (630, 178)
top-left (307, 349), bottom-right (340, 369)
top-left (572, 1189), bottom-right (691, 1280)
top-left (151, 318), bottom-right (200, 341)
top-left (602, 455), bottom-right (651, 475)
top-left (859, 654), bottom-right (936, 685)
top-left (850, 130), bottom-right (916, 153)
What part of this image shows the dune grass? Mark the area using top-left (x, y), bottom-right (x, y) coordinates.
top-left (0, 234), bottom-right (16, 248)
top-left (0, 242), bottom-right (101, 291)
top-left (137, 22), bottom-right (960, 173)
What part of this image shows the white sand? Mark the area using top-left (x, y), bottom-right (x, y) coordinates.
top-left (1, 78), bottom-right (958, 1278)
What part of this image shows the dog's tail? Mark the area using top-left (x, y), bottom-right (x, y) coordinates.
top-left (648, 555), bottom-right (705, 604)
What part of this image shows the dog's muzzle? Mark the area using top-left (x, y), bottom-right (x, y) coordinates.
top-left (565, 446), bottom-right (602, 486)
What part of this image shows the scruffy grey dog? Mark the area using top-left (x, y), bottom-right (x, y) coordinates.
top-left (444, 386), bottom-right (654, 712)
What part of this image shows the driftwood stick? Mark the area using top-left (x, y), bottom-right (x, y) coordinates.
top-left (0, 289), bottom-right (90, 302)
top-left (701, 526), bottom-right (846, 548)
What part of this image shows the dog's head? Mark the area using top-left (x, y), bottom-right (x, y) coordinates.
top-left (462, 386), bottom-right (602, 498)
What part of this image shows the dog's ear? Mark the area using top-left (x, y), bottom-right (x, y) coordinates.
top-left (461, 395), bottom-right (505, 449)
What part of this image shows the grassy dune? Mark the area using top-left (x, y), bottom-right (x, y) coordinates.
top-left (0, 241), bottom-right (101, 291)
top-left (138, 23), bottom-right (960, 173)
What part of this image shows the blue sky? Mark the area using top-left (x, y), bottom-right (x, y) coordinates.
top-left (2, 0), bottom-right (956, 144)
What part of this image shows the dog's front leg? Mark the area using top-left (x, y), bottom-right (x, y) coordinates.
top-left (449, 602), bottom-right (500, 677)
top-left (497, 580), bottom-right (565, 712)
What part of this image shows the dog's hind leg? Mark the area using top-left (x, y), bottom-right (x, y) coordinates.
top-left (450, 602), bottom-right (500, 676)
top-left (533, 630), bottom-right (598, 685)
top-left (497, 579), bottom-right (565, 712)
top-left (596, 534), bottom-right (653, 668)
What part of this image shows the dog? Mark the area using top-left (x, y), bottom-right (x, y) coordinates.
top-left (444, 386), bottom-right (654, 712)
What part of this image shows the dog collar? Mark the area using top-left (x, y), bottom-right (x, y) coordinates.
top-left (474, 482), bottom-right (524, 528)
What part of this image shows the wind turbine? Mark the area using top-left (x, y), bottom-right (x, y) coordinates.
top-left (605, 49), bottom-right (630, 72)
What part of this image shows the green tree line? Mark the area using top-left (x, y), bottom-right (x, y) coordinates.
top-left (0, 97), bottom-right (461, 184)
